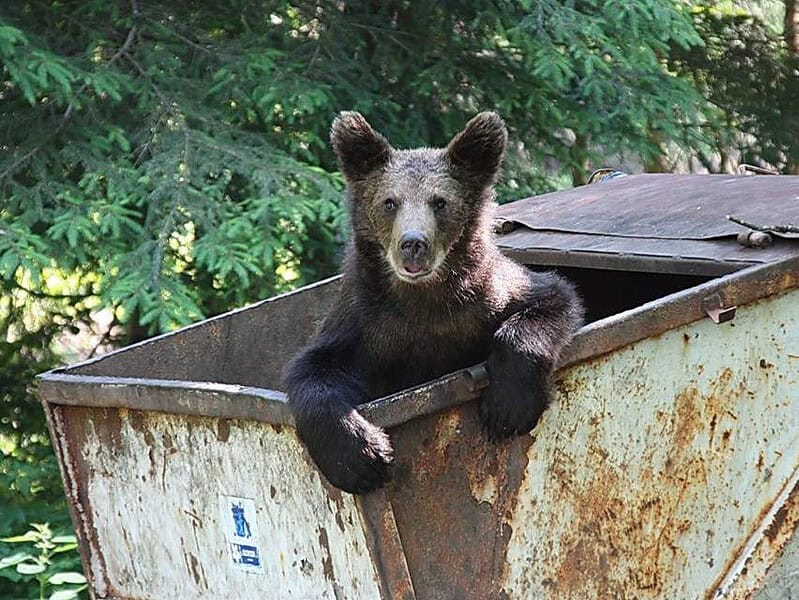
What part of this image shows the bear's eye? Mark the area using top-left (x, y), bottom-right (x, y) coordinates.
top-left (383, 198), bottom-right (397, 212)
top-left (432, 196), bottom-right (447, 212)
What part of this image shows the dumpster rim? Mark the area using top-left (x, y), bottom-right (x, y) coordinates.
top-left (37, 254), bottom-right (799, 429)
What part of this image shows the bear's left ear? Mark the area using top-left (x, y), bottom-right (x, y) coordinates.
top-left (446, 112), bottom-right (508, 184)
top-left (330, 112), bottom-right (392, 181)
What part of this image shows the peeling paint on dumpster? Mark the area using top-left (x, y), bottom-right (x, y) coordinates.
top-left (499, 289), bottom-right (799, 599)
top-left (49, 407), bottom-right (382, 599)
top-left (39, 254), bottom-right (799, 599)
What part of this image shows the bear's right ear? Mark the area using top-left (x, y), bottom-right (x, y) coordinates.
top-left (446, 112), bottom-right (508, 185)
top-left (330, 112), bottom-right (391, 181)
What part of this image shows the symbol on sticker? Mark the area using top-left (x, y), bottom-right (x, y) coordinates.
top-left (231, 502), bottom-right (252, 538)
top-left (220, 495), bottom-right (263, 573)
top-left (231, 543), bottom-right (261, 567)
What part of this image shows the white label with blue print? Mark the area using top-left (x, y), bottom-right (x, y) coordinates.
top-left (219, 495), bottom-right (264, 573)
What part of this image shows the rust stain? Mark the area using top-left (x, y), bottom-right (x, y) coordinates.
top-left (161, 429), bottom-right (175, 451)
top-left (318, 526), bottom-right (335, 583)
top-left (553, 372), bottom-right (593, 407)
top-left (386, 404), bottom-right (530, 599)
top-left (764, 483), bottom-right (799, 545)
top-left (552, 470), bottom-right (627, 597)
top-left (182, 508), bottom-right (201, 524)
top-left (668, 368), bottom-right (741, 455)
top-left (708, 479), bottom-right (799, 599)
top-left (216, 419), bottom-right (230, 442)
top-left (356, 488), bottom-right (415, 600)
top-left (334, 507), bottom-right (346, 532)
top-left (548, 456), bottom-right (709, 597)
top-left (433, 411), bottom-right (462, 460)
top-left (543, 366), bottom-right (751, 598)
top-left (51, 405), bottom-right (115, 597)
top-left (182, 551), bottom-right (206, 588)
top-left (99, 406), bottom-right (125, 454)
top-left (673, 386), bottom-right (703, 451)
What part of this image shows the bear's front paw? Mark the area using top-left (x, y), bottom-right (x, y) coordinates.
top-left (302, 410), bottom-right (393, 494)
top-left (479, 346), bottom-right (551, 441)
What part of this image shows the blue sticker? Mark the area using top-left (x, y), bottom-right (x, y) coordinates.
top-left (219, 495), bottom-right (264, 573)
top-left (231, 543), bottom-right (261, 567)
top-left (231, 503), bottom-right (252, 538)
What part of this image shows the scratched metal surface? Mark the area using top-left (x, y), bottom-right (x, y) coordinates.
top-left (44, 405), bottom-right (383, 599)
top-left (39, 260), bottom-right (799, 599)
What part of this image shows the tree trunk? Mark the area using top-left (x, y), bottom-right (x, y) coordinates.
top-left (644, 130), bottom-right (669, 173)
top-left (786, 0), bottom-right (799, 54)
top-left (570, 132), bottom-right (590, 186)
top-left (786, 2), bottom-right (799, 172)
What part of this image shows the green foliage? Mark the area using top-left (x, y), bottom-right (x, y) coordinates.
top-left (0, 0), bottom-right (711, 345)
top-left (672, 2), bottom-right (799, 172)
top-left (0, 286), bottom-right (68, 529)
top-left (0, 524), bottom-right (87, 600)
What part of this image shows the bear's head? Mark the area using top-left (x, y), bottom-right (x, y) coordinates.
top-left (331, 111), bottom-right (507, 284)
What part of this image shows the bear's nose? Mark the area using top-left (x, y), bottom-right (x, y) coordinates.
top-left (399, 231), bottom-right (430, 261)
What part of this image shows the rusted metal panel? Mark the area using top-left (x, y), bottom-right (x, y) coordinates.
top-left (497, 174), bottom-right (799, 240)
top-left (67, 275), bottom-right (340, 388)
top-left (721, 468), bottom-right (799, 598)
top-left (39, 273), bottom-right (799, 599)
top-left (498, 288), bottom-right (799, 599)
top-left (45, 405), bottom-right (383, 599)
top-left (495, 174), bottom-right (799, 275)
top-left (753, 516), bottom-right (799, 599)
top-left (364, 287), bottom-right (798, 599)
top-left (385, 403), bottom-right (533, 600)
top-left (355, 490), bottom-right (416, 600)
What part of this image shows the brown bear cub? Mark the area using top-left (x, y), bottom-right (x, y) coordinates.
top-left (284, 111), bottom-right (584, 494)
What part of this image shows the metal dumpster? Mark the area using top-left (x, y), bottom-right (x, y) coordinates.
top-left (39, 174), bottom-right (799, 599)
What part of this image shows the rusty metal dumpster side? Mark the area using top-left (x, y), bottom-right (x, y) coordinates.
top-left (381, 286), bottom-right (799, 599)
top-left (38, 253), bottom-right (799, 599)
top-left (41, 259), bottom-right (799, 599)
top-left (42, 403), bottom-right (386, 599)
top-left (66, 275), bottom-right (340, 388)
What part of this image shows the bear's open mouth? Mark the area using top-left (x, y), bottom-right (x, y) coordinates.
top-left (398, 265), bottom-right (433, 281)
top-left (387, 250), bottom-right (443, 283)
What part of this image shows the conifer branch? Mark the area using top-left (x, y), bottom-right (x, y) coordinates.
top-left (0, 0), bottom-right (141, 180)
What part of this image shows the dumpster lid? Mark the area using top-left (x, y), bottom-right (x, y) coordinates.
top-left (496, 174), bottom-right (799, 275)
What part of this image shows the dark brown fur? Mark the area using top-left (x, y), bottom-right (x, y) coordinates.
top-left (284, 112), bottom-right (584, 494)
